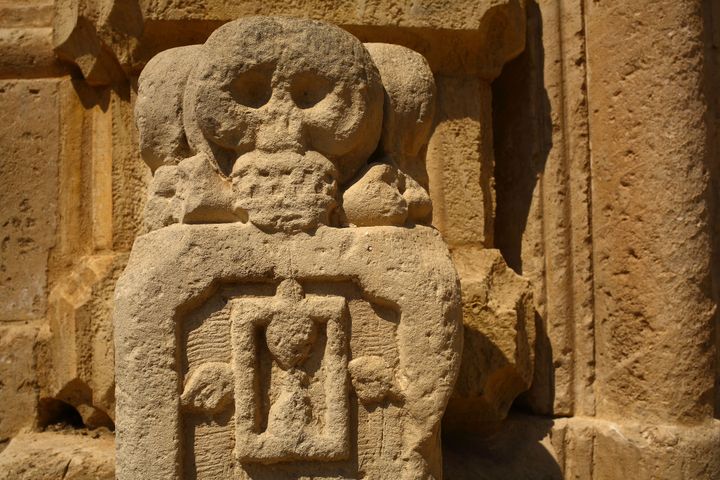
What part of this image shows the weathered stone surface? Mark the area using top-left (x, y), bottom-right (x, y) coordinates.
top-left (118, 16), bottom-right (462, 480)
top-left (134, 45), bottom-right (200, 172)
top-left (365, 42), bottom-right (436, 187)
top-left (36, 254), bottom-right (127, 429)
top-left (0, 431), bottom-right (114, 480)
top-left (0, 0), bottom-right (717, 477)
top-left (0, 324), bottom-right (39, 443)
top-left (445, 248), bottom-right (535, 428)
top-left (444, 415), bottom-right (720, 480)
top-left (492, 0), bottom-right (595, 418)
top-left (52, 0), bottom-right (526, 81)
top-left (587, 0), bottom-right (717, 423)
top-left (0, 2), bottom-right (60, 78)
top-left (116, 225), bottom-right (462, 479)
top-left (427, 77), bottom-right (494, 248)
top-left (53, 0), bottom-right (129, 86)
top-left (343, 164), bottom-right (412, 227)
top-left (0, 1), bottom-right (54, 29)
top-left (0, 80), bottom-right (59, 322)
top-left (0, 28), bottom-right (64, 79)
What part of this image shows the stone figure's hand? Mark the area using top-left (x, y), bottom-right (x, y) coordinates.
top-left (342, 163), bottom-right (431, 227)
top-left (177, 154), bottom-right (246, 224)
top-left (180, 362), bottom-right (234, 414)
top-left (348, 355), bottom-right (402, 404)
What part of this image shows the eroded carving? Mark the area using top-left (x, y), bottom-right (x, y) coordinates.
top-left (117, 16), bottom-right (461, 480)
top-left (135, 17), bottom-right (437, 234)
top-left (229, 279), bottom-right (350, 463)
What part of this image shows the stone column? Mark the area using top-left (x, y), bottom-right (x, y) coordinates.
top-left (587, 0), bottom-right (716, 423)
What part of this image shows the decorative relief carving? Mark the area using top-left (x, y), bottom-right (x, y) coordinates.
top-left (116, 16), bottom-right (462, 480)
top-left (134, 17), bottom-right (436, 234)
top-left (229, 279), bottom-right (350, 463)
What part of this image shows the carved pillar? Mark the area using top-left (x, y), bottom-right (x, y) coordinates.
top-left (115, 17), bottom-right (462, 480)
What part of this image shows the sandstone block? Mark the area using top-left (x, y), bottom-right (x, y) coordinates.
top-left (444, 415), bottom-right (720, 480)
top-left (116, 225), bottom-right (462, 480)
top-left (0, 80), bottom-right (59, 322)
top-left (0, 28), bottom-right (63, 78)
top-left (37, 254), bottom-right (126, 429)
top-left (587, 0), bottom-right (717, 423)
top-left (445, 248), bottom-right (535, 428)
top-left (52, 0), bottom-right (526, 81)
top-left (0, 324), bottom-right (39, 443)
top-left (0, 431), bottom-right (114, 480)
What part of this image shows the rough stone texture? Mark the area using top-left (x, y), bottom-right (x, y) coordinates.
top-left (0, 28), bottom-right (64, 79)
top-left (445, 248), bottom-right (535, 428)
top-left (364, 42), bottom-right (436, 187)
top-left (116, 225), bottom-right (462, 480)
top-left (492, 0), bottom-right (596, 419)
top-left (0, 1), bottom-right (54, 29)
top-left (0, 0), bottom-right (719, 478)
top-left (427, 77), bottom-right (494, 249)
top-left (0, 80), bottom-right (59, 322)
top-left (117, 17), bottom-right (463, 480)
top-left (0, 324), bottom-right (39, 444)
top-left (444, 415), bottom-right (720, 480)
top-left (52, 0), bottom-right (526, 80)
top-left (0, 431), bottom-right (114, 480)
top-left (37, 254), bottom-right (127, 429)
top-left (0, 2), bottom-right (61, 78)
top-left (587, 0), bottom-right (716, 424)
top-left (0, 1), bottom-right (147, 471)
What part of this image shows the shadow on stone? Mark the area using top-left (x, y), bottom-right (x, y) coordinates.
top-left (442, 414), bottom-right (562, 480)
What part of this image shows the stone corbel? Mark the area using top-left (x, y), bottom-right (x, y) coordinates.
top-left (52, 0), bottom-right (527, 85)
top-left (52, 0), bottom-right (141, 85)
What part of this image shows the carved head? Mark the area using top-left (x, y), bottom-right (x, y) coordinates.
top-left (184, 17), bottom-right (383, 181)
top-left (136, 17), bottom-right (435, 233)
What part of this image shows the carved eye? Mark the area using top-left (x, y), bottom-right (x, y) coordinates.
top-left (230, 68), bottom-right (272, 108)
top-left (290, 72), bottom-right (332, 109)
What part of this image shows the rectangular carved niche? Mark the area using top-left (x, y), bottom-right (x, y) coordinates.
top-left (178, 280), bottom-right (401, 480)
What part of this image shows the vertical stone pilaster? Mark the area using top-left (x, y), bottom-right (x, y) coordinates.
top-left (427, 77), bottom-right (494, 250)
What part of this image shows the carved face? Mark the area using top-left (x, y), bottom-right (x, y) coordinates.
top-left (136, 17), bottom-right (437, 234)
top-left (183, 17), bottom-right (384, 183)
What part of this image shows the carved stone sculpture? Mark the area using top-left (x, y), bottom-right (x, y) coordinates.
top-left (115, 16), bottom-right (462, 480)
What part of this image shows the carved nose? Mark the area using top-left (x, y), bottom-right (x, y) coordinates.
top-left (255, 112), bottom-right (305, 153)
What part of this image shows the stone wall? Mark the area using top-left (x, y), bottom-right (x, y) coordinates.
top-left (0, 0), bottom-right (718, 478)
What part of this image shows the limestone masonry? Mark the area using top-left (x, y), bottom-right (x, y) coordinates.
top-left (0, 1), bottom-right (719, 479)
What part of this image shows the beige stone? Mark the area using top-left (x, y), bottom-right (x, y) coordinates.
top-left (444, 415), bottom-right (720, 480)
top-left (427, 77), bottom-right (494, 249)
top-left (0, 80), bottom-right (60, 322)
top-left (0, 28), bottom-right (63, 79)
top-left (364, 42), bottom-right (436, 187)
top-left (0, 1), bottom-right (54, 29)
top-left (37, 254), bottom-right (126, 429)
top-left (116, 225), bottom-right (462, 479)
top-left (117, 16), bottom-right (462, 480)
top-left (0, 324), bottom-right (39, 443)
top-left (0, 0), bottom-right (718, 477)
top-left (0, 431), bottom-right (114, 480)
top-left (587, 0), bottom-right (716, 424)
top-left (52, 0), bottom-right (526, 81)
top-left (492, 0), bottom-right (596, 418)
top-left (445, 248), bottom-right (535, 428)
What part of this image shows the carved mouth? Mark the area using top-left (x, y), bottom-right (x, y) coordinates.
top-left (230, 151), bottom-right (339, 233)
